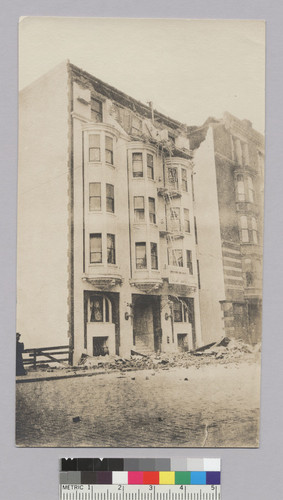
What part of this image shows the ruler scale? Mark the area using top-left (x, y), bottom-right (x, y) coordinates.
top-left (60, 485), bottom-right (221, 500)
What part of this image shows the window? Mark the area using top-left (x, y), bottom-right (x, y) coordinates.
top-left (194, 216), bottom-right (198, 244)
top-left (246, 271), bottom-right (254, 287)
top-left (89, 295), bottom-right (111, 323)
top-left (107, 234), bottom-right (116, 264)
top-left (184, 208), bottom-right (190, 232)
top-left (181, 168), bottom-right (188, 191)
top-left (135, 242), bottom-right (147, 269)
top-left (170, 207), bottom-right (181, 231)
top-left (167, 167), bottom-right (178, 189)
top-left (89, 183), bottom-right (101, 211)
top-left (150, 243), bottom-right (158, 269)
top-left (257, 151), bottom-right (265, 178)
top-left (242, 142), bottom-right (249, 166)
top-left (186, 250), bottom-right (193, 274)
top-left (173, 301), bottom-right (183, 322)
top-left (251, 217), bottom-right (258, 244)
top-left (237, 174), bottom-right (245, 201)
top-left (90, 234), bottom-right (102, 263)
top-left (169, 249), bottom-right (183, 267)
top-left (131, 116), bottom-right (142, 136)
top-left (247, 176), bottom-right (255, 203)
top-left (89, 295), bottom-right (103, 322)
top-left (191, 173), bottom-right (195, 201)
top-left (106, 184), bottom-right (114, 213)
top-left (105, 136), bottom-right (114, 165)
top-left (197, 260), bottom-right (201, 289)
top-left (147, 154), bottom-right (154, 179)
top-left (132, 152), bottom-right (143, 177)
top-left (134, 196), bottom-right (145, 222)
top-left (149, 197), bottom-right (156, 224)
top-left (91, 97), bottom-right (103, 122)
top-left (240, 215), bottom-right (249, 242)
top-left (89, 134), bottom-right (100, 162)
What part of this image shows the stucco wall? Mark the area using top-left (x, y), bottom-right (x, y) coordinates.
top-left (17, 62), bottom-right (69, 348)
top-left (193, 127), bottom-right (226, 344)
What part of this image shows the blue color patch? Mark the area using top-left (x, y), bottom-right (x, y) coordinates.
top-left (190, 471), bottom-right (206, 484)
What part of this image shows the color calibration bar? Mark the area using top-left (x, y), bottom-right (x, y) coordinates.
top-left (60, 459), bottom-right (221, 485)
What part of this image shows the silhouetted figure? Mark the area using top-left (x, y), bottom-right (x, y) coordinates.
top-left (16, 332), bottom-right (26, 376)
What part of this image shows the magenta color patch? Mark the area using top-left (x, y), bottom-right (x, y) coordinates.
top-left (128, 471), bottom-right (144, 484)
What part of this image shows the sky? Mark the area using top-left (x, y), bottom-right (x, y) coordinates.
top-left (19, 17), bottom-right (265, 133)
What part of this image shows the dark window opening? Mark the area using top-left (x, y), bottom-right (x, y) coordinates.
top-left (107, 234), bottom-right (116, 264)
top-left (151, 242), bottom-right (158, 270)
top-left (149, 197), bottom-right (156, 224)
top-left (91, 97), bottom-right (103, 122)
top-left (147, 154), bottom-right (154, 179)
top-left (106, 184), bottom-right (114, 213)
top-left (186, 250), bottom-right (193, 274)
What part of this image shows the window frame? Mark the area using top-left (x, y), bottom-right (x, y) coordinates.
top-left (134, 196), bottom-right (145, 222)
top-left (132, 152), bottom-right (143, 178)
top-left (247, 175), bottom-right (255, 203)
top-left (181, 168), bottom-right (188, 192)
top-left (169, 248), bottom-right (183, 267)
top-left (147, 153), bottom-right (154, 180)
top-left (106, 183), bottom-right (115, 213)
top-left (91, 97), bottom-right (103, 123)
top-left (105, 136), bottom-right (114, 165)
top-left (89, 182), bottom-right (101, 212)
top-left (240, 215), bottom-right (249, 243)
top-left (107, 234), bottom-right (116, 265)
top-left (184, 208), bottom-right (190, 233)
top-left (251, 217), bottom-right (258, 244)
top-left (167, 167), bottom-right (178, 190)
top-left (90, 233), bottom-right (102, 264)
top-left (236, 174), bottom-right (245, 202)
top-left (89, 134), bottom-right (101, 162)
top-left (135, 242), bottom-right (147, 269)
top-left (150, 242), bottom-right (158, 270)
top-left (148, 197), bottom-right (156, 224)
top-left (186, 250), bottom-right (193, 274)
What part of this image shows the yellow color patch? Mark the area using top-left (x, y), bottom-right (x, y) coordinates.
top-left (159, 471), bottom-right (175, 484)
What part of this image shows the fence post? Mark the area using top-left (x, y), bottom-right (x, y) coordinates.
top-left (33, 350), bottom-right (37, 369)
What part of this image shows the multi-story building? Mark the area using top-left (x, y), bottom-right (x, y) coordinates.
top-left (18, 61), bottom-right (203, 363)
top-left (189, 112), bottom-right (264, 345)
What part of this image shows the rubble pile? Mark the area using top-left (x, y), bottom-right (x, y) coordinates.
top-left (77, 337), bottom-right (261, 372)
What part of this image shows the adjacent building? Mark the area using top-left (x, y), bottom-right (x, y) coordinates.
top-left (190, 112), bottom-right (264, 345)
top-left (18, 62), bottom-right (264, 364)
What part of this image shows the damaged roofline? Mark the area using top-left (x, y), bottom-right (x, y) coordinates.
top-left (69, 62), bottom-right (187, 132)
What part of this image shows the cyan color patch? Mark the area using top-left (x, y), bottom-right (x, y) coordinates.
top-left (190, 471), bottom-right (206, 484)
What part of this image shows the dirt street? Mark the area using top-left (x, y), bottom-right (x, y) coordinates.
top-left (16, 360), bottom-right (260, 447)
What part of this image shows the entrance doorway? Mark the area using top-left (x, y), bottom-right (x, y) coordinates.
top-left (132, 295), bottom-right (161, 354)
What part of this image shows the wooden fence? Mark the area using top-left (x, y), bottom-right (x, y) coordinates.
top-left (23, 345), bottom-right (71, 368)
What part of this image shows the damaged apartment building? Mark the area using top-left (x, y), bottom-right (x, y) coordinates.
top-left (18, 61), bottom-right (264, 363)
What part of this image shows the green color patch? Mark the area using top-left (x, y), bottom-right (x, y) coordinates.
top-left (174, 471), bottom-right (191, 484)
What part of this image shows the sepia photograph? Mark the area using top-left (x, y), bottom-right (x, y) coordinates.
top-left (16, 17), bottom-right (265, 447)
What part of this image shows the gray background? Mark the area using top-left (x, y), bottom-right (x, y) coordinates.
top-left (1, 1), bottom-right (282, 499)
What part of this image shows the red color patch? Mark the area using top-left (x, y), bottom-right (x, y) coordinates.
top-left (143, 471), bottom-right (159, 484)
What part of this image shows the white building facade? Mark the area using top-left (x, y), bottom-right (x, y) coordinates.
top-left (18, 62), bottom-right (203, 363)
